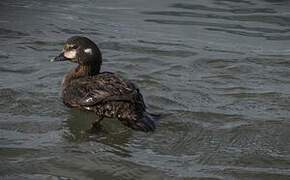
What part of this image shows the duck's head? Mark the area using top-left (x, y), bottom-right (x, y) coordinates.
top-left (51, 36), bottom-right (102, 68)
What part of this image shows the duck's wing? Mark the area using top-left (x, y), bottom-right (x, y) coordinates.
top-left (61, 72), bottom-right (142, 109)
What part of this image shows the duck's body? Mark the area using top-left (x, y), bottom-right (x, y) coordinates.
top-left (62, 71), bottom-right (151, 130)
top-left (51, 36), bottom-right (155, 132)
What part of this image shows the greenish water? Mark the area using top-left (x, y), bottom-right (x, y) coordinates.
top-left (1, 0), bottom-right (290, 179)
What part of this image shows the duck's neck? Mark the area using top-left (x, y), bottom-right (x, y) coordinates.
top-left (61, 64), bottom-right (100, 89)
top-left (77, 64), bottom-right (100, 76)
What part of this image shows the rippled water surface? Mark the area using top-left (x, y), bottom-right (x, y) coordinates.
top-left (1, 0), bottom-right (290, 179)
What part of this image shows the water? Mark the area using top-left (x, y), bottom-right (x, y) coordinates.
top-left (1, 0), bottom-right (290, 179)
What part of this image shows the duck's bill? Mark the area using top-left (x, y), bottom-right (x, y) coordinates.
top-left (50, 52), bottom-right (71, 62)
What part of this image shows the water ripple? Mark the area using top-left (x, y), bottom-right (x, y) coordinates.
top-left (0, 28), bottom-right (29, 38)
top-left (170, 3), bottom-right (274, 14)
top-left (100, 41), bottom-right (197, 57)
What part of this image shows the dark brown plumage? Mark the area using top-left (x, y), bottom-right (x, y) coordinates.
top-left (51, 36), bottom-right (155, 132)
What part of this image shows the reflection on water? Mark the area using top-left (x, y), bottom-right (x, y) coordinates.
top-left (1, 0), bottom-right (290, 179)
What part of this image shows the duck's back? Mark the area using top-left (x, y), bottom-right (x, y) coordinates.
top-left (61, 72), bottom-right (146, 115)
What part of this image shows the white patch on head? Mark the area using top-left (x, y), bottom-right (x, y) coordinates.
top-left (64, 49), bottom-right (76, 59)
top-left (84, 48), bottom-right (92, 55)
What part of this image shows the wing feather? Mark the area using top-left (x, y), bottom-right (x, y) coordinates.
top-left (61, 72), bottom-right (136, 109)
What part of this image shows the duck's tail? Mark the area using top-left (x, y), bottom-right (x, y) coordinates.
top-left (120, 113), bottom-right (155, 132)
top-left (135, 113), bottom-right (155, 132)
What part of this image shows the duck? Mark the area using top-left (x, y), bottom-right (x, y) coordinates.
top-left (50, 36), bottom-right (155, 132)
